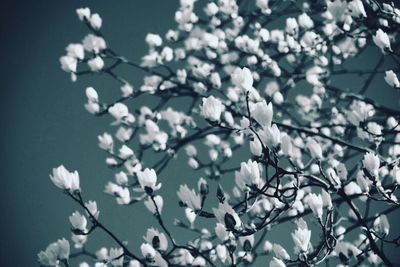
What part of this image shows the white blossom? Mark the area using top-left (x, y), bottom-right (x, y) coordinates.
top-left (50, 165), bottom-right (80, 192)
top-left (200, 96), bottom-right (224, 122)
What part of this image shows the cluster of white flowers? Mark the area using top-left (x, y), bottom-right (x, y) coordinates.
top-left (41, 1), bottom-right (400, 267)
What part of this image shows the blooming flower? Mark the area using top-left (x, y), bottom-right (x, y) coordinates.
top-left (362, 152), bottom-right (380, 177)
top-left (384, 70), bottom-right (400, 88)
top-left (306, 138), bottom-right (323, 160)
top-left (251, 100), bottom-right (273, 127)
top-left (144, 195), bottom-right (163, 214)
top-left (373, 29), bottom-right (391, 52)
top-left (50, 165), bottom-right (80, 192)
top-left (144, 228), bottom-right (168, 251)
top-left (141, 243), bottom-right (156, 259)
top-left (231, 67), bottom-right (253, 91)
top-left (88, 56), bottom-right (104, 72)
top-left (291, 218), bottom-right (311, 252)
top-left (212, 201), bottom-right (241, 231)
top-left (307, 193), bottom-right (323, 219)
top-left (69, 211), bottom-right (87, 232)
top-left (89, 13), bottom-right (102, 29)
top-left (177, 184), bottom-right (202, 210)
top-left (137, 168), bottom-right (162, 193)
top-left (235, 159), bottom-right (261, 189)
top-left (38, 238), bottom-right (70, 266)
top-left (200, 96), bottom-right (224, 122)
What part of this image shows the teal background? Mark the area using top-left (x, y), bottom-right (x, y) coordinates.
top-left (0, 1), bottom-right (399, 266)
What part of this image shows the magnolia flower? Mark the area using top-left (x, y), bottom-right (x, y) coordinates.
top-left (76, 7), bottom-right (90, 21)
top-left (69, 211), bottom-right (87, 232)
top-left (307, 193), bottom-right (323, 219)
top-left (306, 138), bottom-right (323, 160)
top-left (235, 159), bottom-right (261, 189)
top-left (137, 168), bottom-right (162, 193)
top-left (291, 219), bottom-right (311, 252)
top-left (85, 87), bottom-right (98, 102)
top-left (121, 83), bottom-right (134, 97)
top-left (88, 56), bottom-right (104, 72)
top-left (260, 124), bottom-right (281, 148)
top-left (270, 257), bottom-right (286, 267)
top-left (66, 44), bottom-right (84, 60)
top-left (50, 165), bottom-right (80, 192)
top-left (98, 132), bottom-right (113, 151)
top-left (177, 184), bottom-right (202, 210)
top-left (362, 152), bottom-right (380, 177)
top-left (298, 13), bottom-right (313, 29)
top-left (60, 56), bottom-right (77, 73)
top-left (250, 137), bottom-right (263, 156)
top-left (141, 243), bottom-right (156, 259)
top-left (231, 67), bottom-right (253, 91)
top-left (200, 96), bottom-right (224, 121)
top-left (145, 33), bottom-right (163, 47)
top-left (185, 207), bottom-right (196, 226)
top-left (384, 70), bottom-right (400, 88)
top-left (119, 145), bottom-right (134, 159)
top-left (212, 201), bottom-right (241, 231)
top-left (38, 238), bottom-right (70, 266)
top-left (82, 34), bottom-right (106, 53)
top-left (89, 13), bottom-right (102, 29)
top-left (109, 247), bottom-right (124, 267)
top-left (144, 228), bottom-right (168, 251)
top-left (373, 214), bottom-right (390, 237)
top-left (272, 243), bottom-right (290, 260)
top-left (373, 29), bottom-right (391, 52)
top-left (144, 195), bottom-right (163, 214)
top-left (85, 200), bottom-right (100, 219)
top-left (281, 134), bottom-right (292, 156)
top-left (251, 100), bottom-right (273, 127)
top-left (348, 0), bottom-right (367, 17)
top-left (108, 102), bottom-right (129, 122)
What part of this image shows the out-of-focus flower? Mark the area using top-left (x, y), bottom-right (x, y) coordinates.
top-left (60, 56), bottom-right (77, 73)
top-left (373, 214), bottom-right (390, 237)
top-left (98, 133), bottom-right (113, 151)
top-left (50, 165), bottom-right (80, 192)
top-left (85, 200), bottom-right (99, 219)
top-left (76, 7), bottom-right (90, 21)
top-left (231, 67), bottom-right (253, 91)
top-left (200, 96), bottom-right (224, 122)
top-left (373, 29), bottom-right (391, 52)
top-left (272, 243), bottom-right (290, 260)
top-left (384, 70), bottom-right (400, 88)
top-left (109, 247), bottom-right (124, 267)
top-left (88, 56), bottom-right (104, 72)
top-left (362, 152), bottom-right (380, 177)
top-left (269, 257), bottom-right (286, 267)
top-left (108, 103), bottom-right (129, 123)
top-left (141, 243), bottom-right (156, 259)
top-left (89, 13), bottom-right (102, 29)
top-left (145, 33), bottom-right (163, 47)
top-left (306, 138), bottom-right (323, 160)
top-left (69, 211), bottom-right (87, 232)
top-left (348, 0), bottom-right (367, 17)
top-left (38, 238), bottom-right (70, 266)
top-left (307, 193), bottom-right (323, 219)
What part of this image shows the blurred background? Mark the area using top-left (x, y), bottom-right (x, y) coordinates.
top-left (0, 0), bottom-right (399, 266)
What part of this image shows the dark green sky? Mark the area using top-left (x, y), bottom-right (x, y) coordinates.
top-left (0, 1), bottom-right (179, 265)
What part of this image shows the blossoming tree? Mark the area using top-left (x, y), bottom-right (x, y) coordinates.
top-left (39, 0), bottom-right (400, 266)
